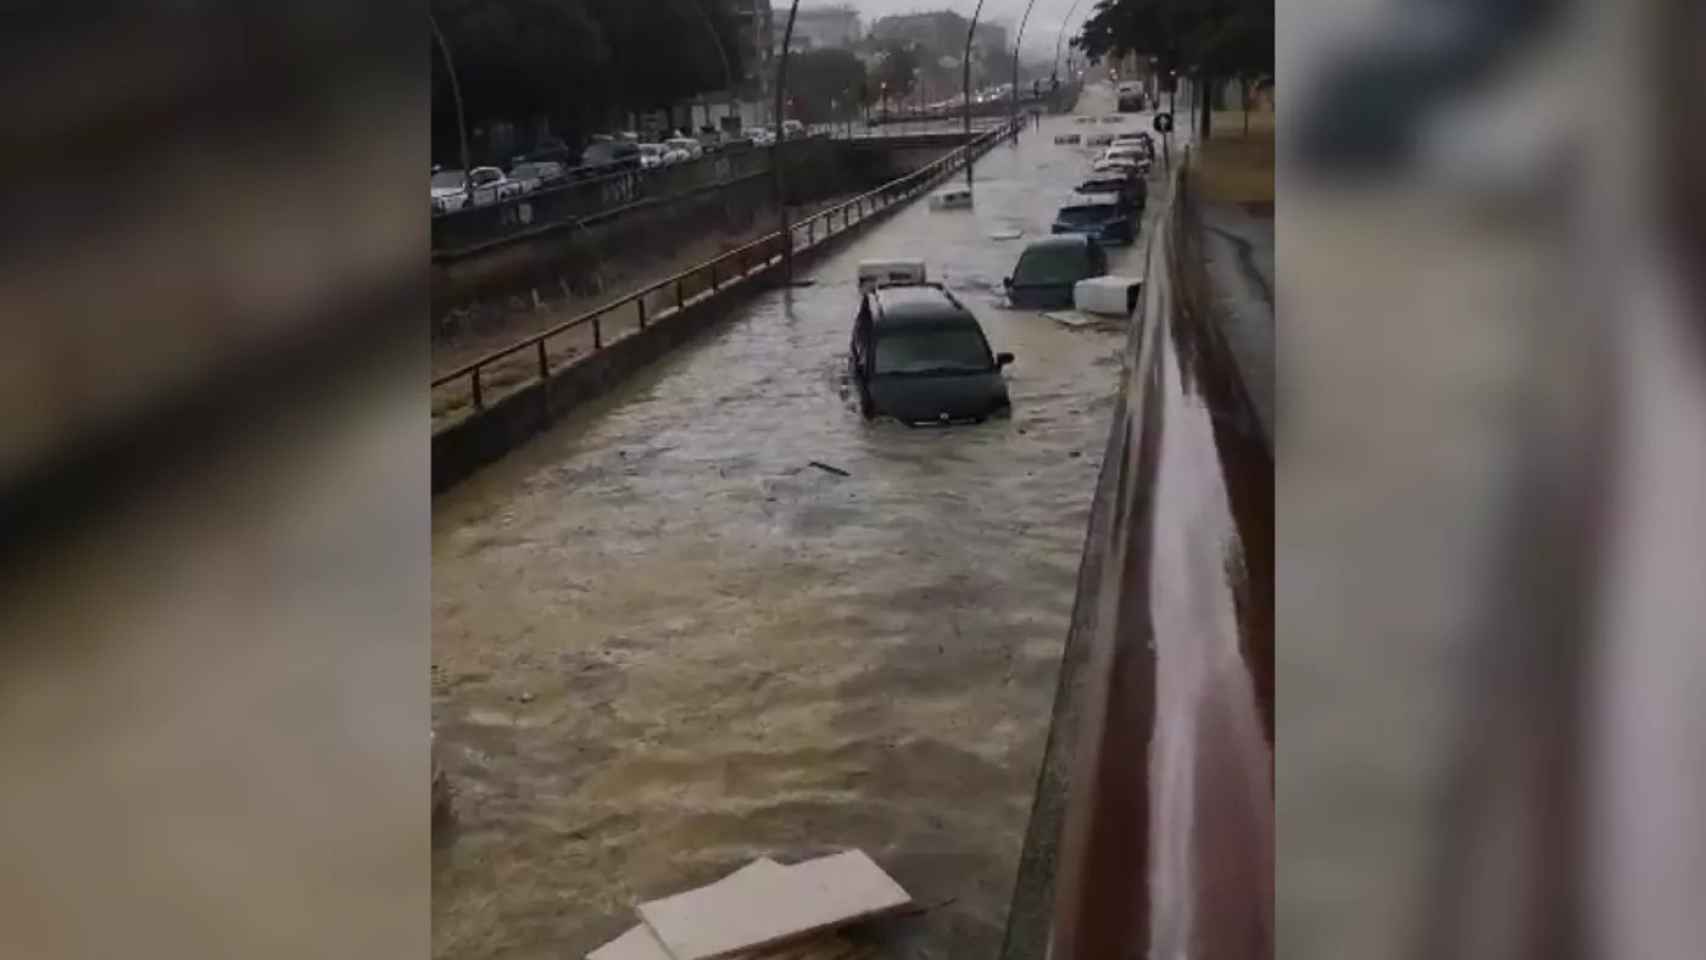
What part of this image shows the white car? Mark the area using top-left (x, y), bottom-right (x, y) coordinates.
top-left (781, 119), bottom-right (805, 139)
top-left (1101, 145), bottom-right (1152, 171)
top-left (431, 169), bottom-right (469, 213)
top-left (1091, 158), bottom-right (1142, 180)
top-left (1086, 131), bottom-right (1115, 147)
top-left (664, 136), bottom-right (703, 160)
top-left (467, 166), bottom-right (523, 205)
top-left (929, 184), bottom-right (973, 210)
top-left (638, 143), bottom-right (668, 169)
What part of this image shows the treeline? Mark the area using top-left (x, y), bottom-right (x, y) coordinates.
top-left (431, 0), bottom-right (748, 162)
top-left (1074, 0), bottom-right (1272, 139)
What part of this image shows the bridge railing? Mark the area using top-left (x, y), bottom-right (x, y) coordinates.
top-left (430, 119), bottom-right (1021, 430)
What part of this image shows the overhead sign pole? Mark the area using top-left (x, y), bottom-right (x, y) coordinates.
top-left (773, 0), bottom-right (802, 282)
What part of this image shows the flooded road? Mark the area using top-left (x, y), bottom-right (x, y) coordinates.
top-left (433, 86), bottom-right (1171, 960)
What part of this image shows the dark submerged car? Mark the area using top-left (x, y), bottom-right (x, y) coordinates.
top-left (1004, 235), bottom-right (1109, 309)
top-left (1077, 173), bottom-right (1148, 214)
top-left (1052, 194), bottom-right (1137, 246)
top-left (850, 284), bottom-right (1014, 424)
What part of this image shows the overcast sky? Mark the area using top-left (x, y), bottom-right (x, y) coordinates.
top-left (833, 0), bottom-right (1092, 61)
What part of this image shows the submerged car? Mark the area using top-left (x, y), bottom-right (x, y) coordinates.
top-left (849, 267), bottom-right (1014, 424)
top-left (1004, 235), bottom-right (1110, 309)
top-left (1052, 193), bottom-right (1137, 246)
top-left (1076, 175), bottom-right (1148, 214)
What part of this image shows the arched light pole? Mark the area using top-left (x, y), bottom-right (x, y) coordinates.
top-left (1051, 0), bottom-right (1085, 84)
top-left (772, 0), bottom-right (801, 282)
top-left (961, 0), bottom-right (988, 188)
top-left (1010, 0), bottom-right (1041, 135)
top-left (429, 11), bottom-right (471, 197)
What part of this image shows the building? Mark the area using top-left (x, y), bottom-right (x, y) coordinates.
top-left (867, 12), bottom-right (1006, 57)
top-left (773, 5), bottom-right (861, 52)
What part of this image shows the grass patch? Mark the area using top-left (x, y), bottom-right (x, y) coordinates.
top-left (1194, 106), bottom-right (1275, 213)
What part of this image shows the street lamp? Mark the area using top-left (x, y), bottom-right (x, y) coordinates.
top-left (880, 80), bottom-right (888, 123)
top-left (429, 12), bottom-right (471, 199)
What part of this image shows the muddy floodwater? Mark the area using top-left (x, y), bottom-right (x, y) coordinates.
top-left (433, 88), bottom-right (1169, 960)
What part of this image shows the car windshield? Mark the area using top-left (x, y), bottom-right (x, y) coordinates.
top-left (873, 326), bottom-right (992, 375)
top-left (471, 169), bottom-right (501, 185)
top-left (431, 171), bottom-right (465, 189)
top-left (512, 164), bottom-right (539, 178)
top-left (1057, 205), bottom-right (1118, 226)
top-left (1014, 244), bottom-right (1093, 285)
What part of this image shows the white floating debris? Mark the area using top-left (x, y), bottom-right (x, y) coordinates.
top-left (1073, 275), bottom-right (1143, 317)
top-left (636, 850), bottom-right (911, 960)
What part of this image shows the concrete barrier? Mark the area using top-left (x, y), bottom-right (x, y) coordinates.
top-left (999, 159), bottom-right (1273, 960)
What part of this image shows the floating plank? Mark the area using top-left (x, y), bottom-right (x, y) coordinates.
top-left (637, 851), bottom-right (910, 960)
top-left (588, 924), bottom-right (673, 960)
top-left (590, 860), bottom-right (786, 960)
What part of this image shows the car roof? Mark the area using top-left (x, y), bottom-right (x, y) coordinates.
top-left (867, 284), bottom-right (976, 328)
top-left (1065, 193), bottom-right (1125, 207)
top-left (1022, 234), bottom-right (1094, 252)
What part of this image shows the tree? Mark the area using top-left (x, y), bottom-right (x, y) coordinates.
top-left (1073, 0), bottom-right (1272, 140)
top-left (874, 42), bottom-right (920, 102)
top-left (788, 49), bottom-right (868, 123)
top-left (431, 0), bottom-right (748, 162)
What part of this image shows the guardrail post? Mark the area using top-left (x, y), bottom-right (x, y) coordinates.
top-left (472, 368), bottom-right (484, 409)
top-left (593, 312), bottom-right (603, 350)
top-left (807, 220), bottom-right (814, 247)
top-left (676, 278), bottom-right (684, 312)
top-left (638, 296), bottom-right (647, 329)
top-left (709, 262), bottom-right (717, 291)
top-left (537, 340), bottom-right (549, 379)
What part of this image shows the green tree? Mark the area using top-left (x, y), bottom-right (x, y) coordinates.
top-left (874, 42), bottom-right (921, 102)
top-left (431, 0), bottom-right (748, 162)
top-left (1074, 0), bottom-right (1271, 140)
top-left (788, 49), bottom-right (868, 123)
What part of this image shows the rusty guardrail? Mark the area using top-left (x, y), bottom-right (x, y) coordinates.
top-left (1001, 153), bottom-right (1274, 960)
top-left (429, 118), bottom-right (1021, 430)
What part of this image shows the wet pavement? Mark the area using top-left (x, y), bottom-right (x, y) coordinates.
top-left (432, 85), bottom-right (1172, 960)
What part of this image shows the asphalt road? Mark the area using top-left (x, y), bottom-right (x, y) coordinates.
top-left (432, 84), bottom-right (1173, 960)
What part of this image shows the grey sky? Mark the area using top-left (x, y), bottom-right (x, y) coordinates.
top-left (828, 0), bottom-right (1092, 61)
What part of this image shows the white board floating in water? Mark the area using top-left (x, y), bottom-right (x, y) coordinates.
top-left (988, 228), bottom-right (1023, 240)
top-left (1043, 311), bottom-right (1102, 328)
top-left (1074, 275), bottom-right (1143, 316)
top-left (929, 186), bottom-right (973, 210)
top-left (587, 924), bottom-right (674, 960)
top-left (636, 850), bottom-right (911, 960)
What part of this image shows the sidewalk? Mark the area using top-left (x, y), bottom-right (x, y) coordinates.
top-left (1201, 202), bottom-right (1275, 446)
top-left (1194, 108), bottom-right (1275, 448)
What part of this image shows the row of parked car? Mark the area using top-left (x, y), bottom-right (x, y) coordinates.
top-left (431, 120), bottom-right (810, 215)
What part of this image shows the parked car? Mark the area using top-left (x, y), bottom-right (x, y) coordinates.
top-left (580, 140), bottom-right (642, 174)
top-left (467, 166), bottom-right (523, 205)
top-left (1003, 235), bottom-right (1109, 309)
top-left (1076, 175), bottom-right (1148, 214)
top-left (1086, 131), bottom-right (1116, 147)
top-left (1102, 144), bottom-right (1152, 170)
top-left (849, 266), bottom-right (1014, 424)
top-left (509, 160), bottom-right (566, 191)
top-left (782, 119), bottom-right (805, 139)
top-left (1091, 157), bottom-right (1143, 181)
top-left (638, 143), bottom-right (668, 169)
top-left (664, 136), bottom-right (703, 160)
top-left (1052, 193), bottom-right (1137, 246)
top-left (430, 168), bottom-right (470, 214)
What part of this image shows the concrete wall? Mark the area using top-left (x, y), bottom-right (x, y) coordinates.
top-left (431, 137), bottom-right (937, 318)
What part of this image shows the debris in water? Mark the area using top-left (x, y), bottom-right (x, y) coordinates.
top-left (808, 461), bottom-right (850, 478)
top-left (630, 850), bottom-right (911, 960)
top-left (519, 691), bottom-right (534, 703)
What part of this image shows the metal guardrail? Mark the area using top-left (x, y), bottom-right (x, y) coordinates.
top-left (430, 119), bottom-right (1021, 427)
